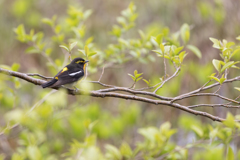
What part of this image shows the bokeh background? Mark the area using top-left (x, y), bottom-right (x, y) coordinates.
top-left (1, 0), bottom-right (240, 159)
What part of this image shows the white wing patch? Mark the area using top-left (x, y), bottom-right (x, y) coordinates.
top-left (69, 70), bottom-right (82, 76)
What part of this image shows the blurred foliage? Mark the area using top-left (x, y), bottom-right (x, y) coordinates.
top-left (1, 0), bottom-right (240, 159)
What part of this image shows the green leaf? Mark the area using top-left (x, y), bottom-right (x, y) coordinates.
top-left (69, 41), bottom-right (78, 51)
top-left (230, 48), bottom-right (240, 59)
top-left (236, 35), bottom-right (240, 41)
top-left (25, 46), bottom-right (40, 54)
top-left (179, 51), bottom-right (187, 63)
top-left (174, 46), bottom-right (184, 55)
top-left (155, 34), bottom-right (164, 44)
top-left (84, 45), bottom-right (89, 56)
top-left (223, 112), bottom-right (235, 128)
top-left (234, 87), bottom-right (240, 92)
top-left (41, 18), bottom-right (53, 26)
top-left (135, 73), bottom-right (143, 79)
top-left (78, 49), bottom-right (86, 56)
top-left (138, 30), bottom-right (145, 40)
top-left (135, 77), bottom-right (142, 82)
top-left (219, 74), bottom-right (226, 84)
top-left (45, 48), bottom-right (52, 56)
top-left (27, 145), bottom-right (42, 160)
top-left (134, 70), bottom-right (138, 76)
top-left (88, 52), bottom-right (97, 57)
top-left (85, 37), bottom-right (94, 45)
top-left (180, 23), bottom-right (190, 44)
top-left (143, 79), bottom-right (149, 85)
top-left (227, 146), bottom-right (234, 160)
top-left (0, 65), bottom-right (11, 70)
top-left (221, 61), bottom-right (239, 73)
top-left (128, 74), bottom-right (135, 81)
top-left (59, 45), bottom-right (69, 52)
top-left (209, 37), bottom-right (221, 49)
top-left (212, 59), bottom-right (222, 72)
top-left (160, 44), bottom-right (165, 53)
top-left (11, 63), bottom-right (20, 71)
top-left (191, 125), bottom-right (204, 137)
top-left (187, 45), bottom-right (202, 58)
top-left (105, 144), bottom-right (122, 160)
top-left (120, 142), bottom-right (132, 158)
top-left (209, 75), bottom-right (220, 82)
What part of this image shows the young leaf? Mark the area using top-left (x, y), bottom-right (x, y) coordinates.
top-left (134, 70), bottom-right (138, 76)
top-left (69, 41), bottom-right (78, 51)
top-left (41, 18), bottom-right (53, 26)
top-left (219, 74), bottom-right (225, 84)
top-left (208, 75), bottom-right (220, 82)
top-left (128, 74), bottom-right (135, 81)
top-left (85, 37), bottom-right (94, 45)
top-left (84, 45), bottom-right (89, 57)
top-left (191, 125), bottom-right (203, 138)
top-left (236, 35), bottom-right (240, 41)
top-left (180, 23), bottom-right (190, 44)
top-left (59, 45), bottom-right (69, 52)
top-left (221, 61), bottom-right (239, 73)
top-left (179, 51), bottom-right (187, 63)
top-left (138, 30), bottom-right (145, 40)
top-left (78, 49), bottom-right (86, 56)
top-left (120, 142), bottom-right (132, 158)
top-left (234, 87), bottom-right (240, 92)
top-left (209, 37), bottom-right (221, 49)
top-left (227, 146), bottom-right (234, 160)
top-left (143, 79), bottom-right (149, 85)
top-left (11, 63), bottom-right (20, 71)
top-left (230, 48), bottom-right (240, 59)
top-left (174, 46), bottom-right (184, 55)
top-left (155, 34), bottom-right (164, 44)
top-left (212, 59), bottom-right (222, 72)
top-left (135, 73), bottom-right (143, 79)
top-left (25, 47), bottom-right (40, 54)
top-left (223, 112), bottom-right (235, 128)
top-left (160, 44), bottom-right (165, 53)
top-left (88, 52), bottom-right (97, 57)
top-left (186, 45), bottom-right (202, 58)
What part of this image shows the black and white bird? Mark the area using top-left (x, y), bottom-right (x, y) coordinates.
top-left (41, 57), bottom-right (89, 88)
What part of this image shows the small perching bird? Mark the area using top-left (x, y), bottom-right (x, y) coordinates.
top-left (41, 57), bottom-right (89, 88)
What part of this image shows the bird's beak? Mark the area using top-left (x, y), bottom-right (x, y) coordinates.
top-left (85, 60), bottom-right (89, 63)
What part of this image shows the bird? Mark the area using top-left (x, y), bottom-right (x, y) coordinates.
top-left (41, 57), bottom-right (89, 89)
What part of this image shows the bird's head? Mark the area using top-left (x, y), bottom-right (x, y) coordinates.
top-left (71, 57), bottom-right (89, 66)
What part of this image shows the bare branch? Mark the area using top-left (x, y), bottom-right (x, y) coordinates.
top-left (98, 65), bottom-right (105, 82)
top-left (0, 67), bottom-right (226, 122)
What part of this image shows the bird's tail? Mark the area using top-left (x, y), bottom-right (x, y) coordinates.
top-left (41, 79), bottom-right (58, 88)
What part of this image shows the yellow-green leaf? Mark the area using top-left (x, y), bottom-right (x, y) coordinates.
top-left (187, 45), bottom-right (202, 58)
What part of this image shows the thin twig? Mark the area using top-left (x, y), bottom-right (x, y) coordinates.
top-left (171, 93), bottom-right (240, 104)
top-left (214, 85), bottom-right (222, 94)
top-left (188, 104), bottom-right (240, 109)
top-left (153, 67), bottom-right (181, 94)
top-left (163, 54), bottom-right (167, 79)
top-left (174, 76), bottom-right (240, 99)
top-left (27, 90), bottom-right (56, 114)
top-left (98, 65), bottom-right (105, 82)
top-left (199, 80), bottom-right (211, 91)
top-left (27, 73), bottom-right (53, 80)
